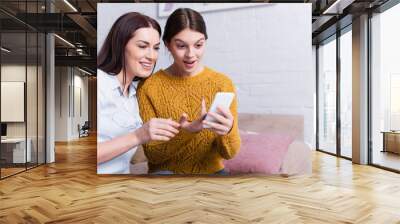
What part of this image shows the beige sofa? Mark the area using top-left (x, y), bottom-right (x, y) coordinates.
top-left (130, 113), bottom-right (312, 175)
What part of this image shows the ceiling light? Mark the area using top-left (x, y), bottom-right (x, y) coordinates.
top-left (1, 47), bottom-right (11, 53)
top-left (322, 0), bottom-right (355, 15)
top-left (78, 67), bottom-right (93, 76)
top-left (63, 0), bottom-right (78, 12)
top-left (54, 34), bottom-right (75, 48)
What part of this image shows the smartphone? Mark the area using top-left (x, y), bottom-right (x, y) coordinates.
top-left (204, 92), bottom-right (235, 128)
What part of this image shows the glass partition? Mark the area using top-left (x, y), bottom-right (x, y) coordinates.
top-left (1, 30), bottom-right (28, 177)
top-left (0, 1), bottom-right (46, 179)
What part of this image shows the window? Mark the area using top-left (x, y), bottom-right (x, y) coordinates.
top-left (340, 28), bottom-right (352, 158)
top-left (318, 36), bottom-right (337, 154)
top-left (370, 2), bottom-right (400, 171)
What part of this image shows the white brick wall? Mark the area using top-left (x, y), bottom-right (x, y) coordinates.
top-left (98, 3), bottom-right (315, 146)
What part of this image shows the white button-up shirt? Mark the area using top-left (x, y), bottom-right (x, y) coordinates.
top-left (97, 69), bottom-right (142, 174)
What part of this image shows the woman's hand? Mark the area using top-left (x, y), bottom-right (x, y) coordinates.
top-left (136, 118), bottom-right (180, 144)
top-left (202, 106), bottom-right (234, 136)
top-left (98, 118), bottom-right (179, 164)
top-left (179, 98), bottom-right (207, 133)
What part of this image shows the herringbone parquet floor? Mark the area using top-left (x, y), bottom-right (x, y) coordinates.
top-left (1, 135), bottom-right (400, 223)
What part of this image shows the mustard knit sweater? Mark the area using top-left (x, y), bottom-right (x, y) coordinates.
top-left (137, 67), bottom-right (241, 174)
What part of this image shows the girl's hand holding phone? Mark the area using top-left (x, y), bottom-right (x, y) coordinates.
top-left (203, 107), bottom-right (234, 136)
top-left (202, 92), bottom-right (234, 135)
top-left (179, 92), bottom-right (234, 135)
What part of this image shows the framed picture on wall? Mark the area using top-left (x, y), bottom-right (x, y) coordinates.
top-left (1, 81), bottom-right (25, 122)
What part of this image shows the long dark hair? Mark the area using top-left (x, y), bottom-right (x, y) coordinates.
top-left (97, 12), bottom-right (161, 85)
top-left (163, 8), bottom-right (208, 44)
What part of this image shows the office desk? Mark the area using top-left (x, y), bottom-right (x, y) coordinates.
top-left (381, 131), bottom-right (400, 154)
top-left (1, 138), bottom-right (31, 163)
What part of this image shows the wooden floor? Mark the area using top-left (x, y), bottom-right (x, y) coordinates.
top-left (1, 167), bottom-right (25, 178)
top-left (1, 135), bottom-right (400, 223)
top-left (1, 163), bottom-right (45, 178)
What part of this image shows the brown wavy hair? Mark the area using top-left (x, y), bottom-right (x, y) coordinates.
top-left (162, 8), bottom-right (208, 44)
top-left (97, 12), bottom-right (161, 84)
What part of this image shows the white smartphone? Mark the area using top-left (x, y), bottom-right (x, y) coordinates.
top-left (204, 92), bottom-right (235, 128)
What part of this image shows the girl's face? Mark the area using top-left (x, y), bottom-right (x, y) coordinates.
top-left (166, 28), bottom-right (206, 76)
top-left (124, 27), bottom-right (160, 78)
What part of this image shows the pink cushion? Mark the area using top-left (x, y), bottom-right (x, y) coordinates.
top-left (224, 131), bottom-right (295, 174)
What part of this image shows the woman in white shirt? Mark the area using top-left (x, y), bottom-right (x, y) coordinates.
top-left (97, 12), bottom-right (180, 174)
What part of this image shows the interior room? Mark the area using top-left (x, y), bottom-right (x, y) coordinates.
top-left (0, 0), bottom-right (399, 223)
top-left (0, 27), bottom-right (46, 177)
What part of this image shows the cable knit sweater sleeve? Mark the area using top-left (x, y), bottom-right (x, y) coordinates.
top-left (137, 85), bottom-right (171, 164)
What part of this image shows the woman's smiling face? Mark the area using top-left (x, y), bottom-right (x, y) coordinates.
top-left (166, 28), bottom-right (206, 76)
top-left (124, 27), bottom-right (160, 78)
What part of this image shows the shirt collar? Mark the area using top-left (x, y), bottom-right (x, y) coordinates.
top-left (108, 75), bottom-right (139, 97)
top-left (128, 80), bottom-right (139, 97)
top-left (109, 74), bottom-right (121, 91)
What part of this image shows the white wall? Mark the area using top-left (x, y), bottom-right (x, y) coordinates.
top-left (98, 3), bottom-right (314, 145)
top-left (72, 72), bottom-right (89, 138)
top-left (55, 67), bottom-right (89, 141)
top-left (312, 45), bottom-right (316, 149)
top-left (55, 66), bottom-right (68, 141)
top-left (1, 64), bottom-right (46, 163)
top-left (1, 65), bottom-right (41, 137)
top-left (1, 65), bottom-right (27, 140)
